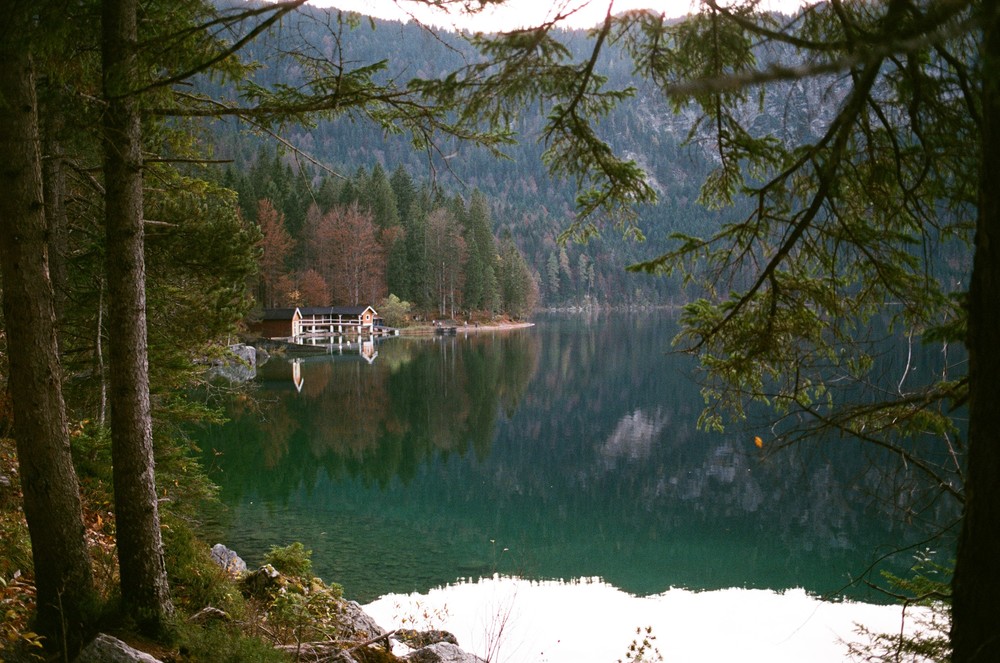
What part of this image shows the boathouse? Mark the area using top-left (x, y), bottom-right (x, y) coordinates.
top-left (257, 308), bottom-right (302, 339)
top-left (298, 306), bottom-right (379, 334)
top-left (255, 305), bottom-right (383, 339)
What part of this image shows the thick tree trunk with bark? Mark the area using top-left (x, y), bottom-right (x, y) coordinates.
top-left (0, 47), bottom-right (96, 654)
top-left (951, 1), bottom-right (1000, 660)
top-left (101, 0), bottom-right (173, 631)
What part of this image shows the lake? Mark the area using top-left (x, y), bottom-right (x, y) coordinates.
top-left (196, 311), bottom-right (954, 661)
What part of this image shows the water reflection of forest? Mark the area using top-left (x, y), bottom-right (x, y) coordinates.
top-left (201, 332), bottom-right (540, 501)
top-left (201, 315), bottom-right (959, 541)
top-left (198, 314), bottom-right (959, 599)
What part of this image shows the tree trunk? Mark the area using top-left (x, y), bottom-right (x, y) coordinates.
top-left (0, 47), bottom-right (96, 655)
top-left (42, 110), bottom-right (70, 329)
top-left (951, 0), bottom-right (1000, 660)
top-left (101, 0), bottom-right (173, 631)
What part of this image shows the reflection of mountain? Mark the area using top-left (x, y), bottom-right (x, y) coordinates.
top-left (668, 442), bottom-right (763, 513)
top-left (432, 312), bottom-right (959, 599)
top-left (598, 408), bottom-right (669, 468)
top-left (196, 313), bottom-right (958, 603)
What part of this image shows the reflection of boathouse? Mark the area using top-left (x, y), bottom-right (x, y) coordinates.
top-left (255, 305), bottom-right (394, 340)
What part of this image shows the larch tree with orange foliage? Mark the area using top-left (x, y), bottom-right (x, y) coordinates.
top-left (256, 199), bottom-right (295, 308)
top-left (319, 203), bottom-right (386, 306)
top-left (297, 268), bottom-right (331, 306)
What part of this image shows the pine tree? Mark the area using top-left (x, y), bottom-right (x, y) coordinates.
top-left (390, 165), bottom-right (416, 229)
top-left (426, 207), bottom-right (467, 317)
top-left (102, 0), bottom-right (173, 631)
top-left (0, 14), bottom-right (98, 649)
top-left (388, 166), bottom-right (417, 298)
top-left (498, 231), bottom-right (537, 319)
top-left (363, 163), bottom-right (400, 230)
top-left (546, 251), bottom-right (561, 303)
top-left (406, 198), bottom-right (431, 309)
top-left (462, 190), bottom-right (500, 312)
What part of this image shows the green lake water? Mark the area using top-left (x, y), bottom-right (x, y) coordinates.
top-left (196, 311), bottom-right (955, 604)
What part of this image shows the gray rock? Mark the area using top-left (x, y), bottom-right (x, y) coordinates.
top-left (404, 642), bottom-right (487, 663)
top-left (210, 543), bottom-right (247, 577)
top-left (335, 599), bottom-right (387, 641)
top-left (229, 343), bottom-right (256, 365)
top-left (75, 633), bottom-right (163, 663)
top-left (241, 563), bottom-right (283, 599)
top-left (207, 344), bottom-right (257, 382)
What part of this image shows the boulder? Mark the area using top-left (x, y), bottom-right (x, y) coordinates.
top-left (207, 344), bottom-right (257, 382)
top-left (228, 343), bottom-right (256, 365)
top-left (336, 599), bottom-right (388, 641)
top-left (210, 543), bottom-right (247, 577)
top-left (75, 633), bottom-right (163, 663)
top-left (404, 642), bottom-right (486, 663)
top-left (241, 563), bottom-right (284, 599)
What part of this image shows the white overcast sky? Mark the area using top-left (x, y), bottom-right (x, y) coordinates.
top-left (306, 0), bottom-right (806, 31)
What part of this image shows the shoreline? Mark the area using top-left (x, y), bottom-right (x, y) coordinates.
top-left (397, 320), bottom-right (535, 336)
top-left (364, 576), bottom-right (934, 663)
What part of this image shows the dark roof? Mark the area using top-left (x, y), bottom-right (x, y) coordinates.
top-left (262, 305), bottom-right (378, 320)
top-left (330, 306), bottom-right (372, 316)
top-left (298, 306), bottom-right (334, 316)
top-left (261, 308), bottom-right (299, 320)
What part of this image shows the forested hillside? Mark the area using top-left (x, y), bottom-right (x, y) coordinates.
top-left (200, 6), bottom-right (717, 308)
top-left (2, 0), bottom-right (992, 659)
top-left (221, 157), bottom-right (539, 318)
top-left (203, 3), bottom-right (970, 310)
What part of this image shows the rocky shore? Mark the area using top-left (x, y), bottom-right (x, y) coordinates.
top-left (75, 544), bottom-right (485, 663)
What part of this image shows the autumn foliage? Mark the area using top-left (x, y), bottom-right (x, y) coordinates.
top-left (249, 167), bottom-right (536, 319)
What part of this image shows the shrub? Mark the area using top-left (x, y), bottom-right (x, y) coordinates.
top-left (162, 516), bottom-right (248, 618)
top-left (263, 543), bottom-right (313, 580)
top-left (174, 622), bottom-right (288, 663)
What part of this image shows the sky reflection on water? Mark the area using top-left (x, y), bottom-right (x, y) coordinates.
top-left (364, 575), bottom-right (935, 663)
top-left (198, 312), bottom-right (956, 605)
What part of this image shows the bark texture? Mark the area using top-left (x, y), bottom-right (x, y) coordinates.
top-left (951, 0), bottom-right (1000, 660)
top-left (0, 46), bottom-right (96, 652)
top-left (101, 0), bottom-right (173, 630)
top-left (42, 110), bottom-right (70, 329)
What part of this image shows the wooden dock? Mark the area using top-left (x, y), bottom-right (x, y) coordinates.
top-left (296, 324), bottom-right (398, 340)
